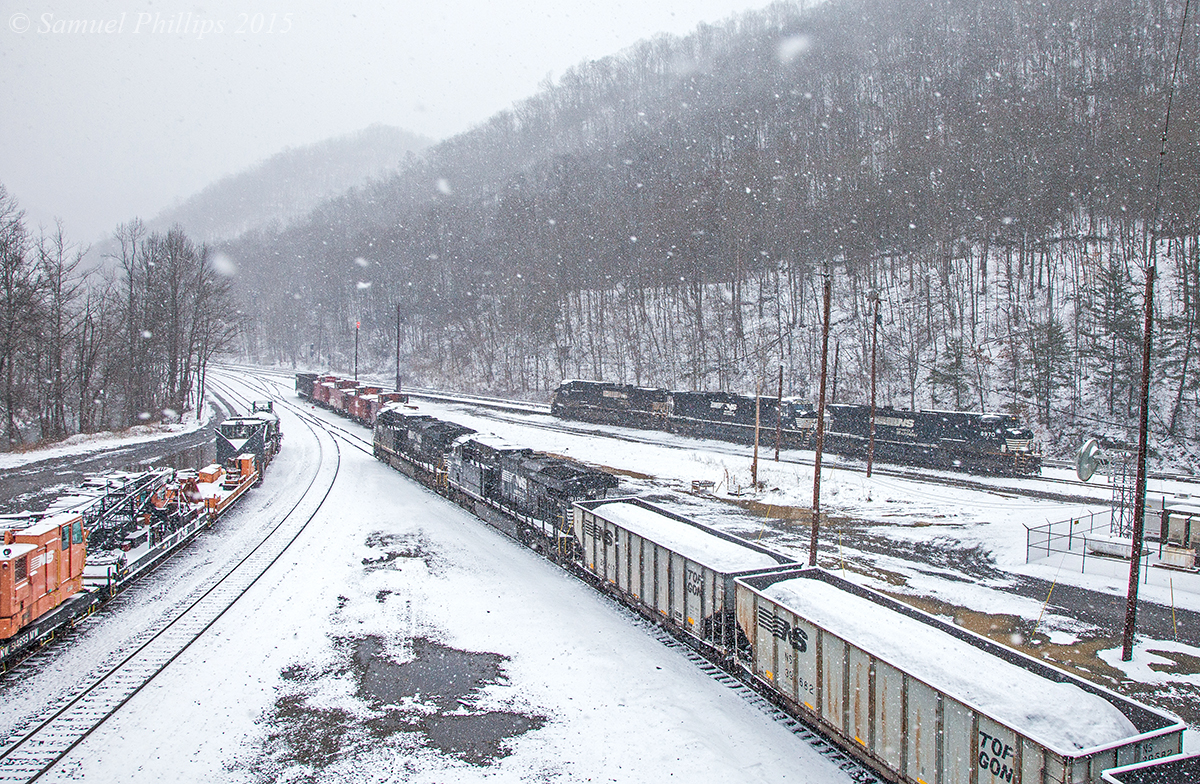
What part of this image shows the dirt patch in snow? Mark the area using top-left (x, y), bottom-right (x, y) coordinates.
top-left (353, 636), bottom-right (545, 764)
top-left (252, 635), bottom-right (545, 780)
top-left (361, 531), bottom-right (442, 572)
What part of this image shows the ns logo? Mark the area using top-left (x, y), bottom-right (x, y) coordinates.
top-left (757, 606), bottom-right (808, 651)
top-left (582, 520), bottom-right (615, 546)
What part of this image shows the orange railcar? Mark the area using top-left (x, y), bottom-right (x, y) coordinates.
top-left (1, 514), bottom-right (86, 640)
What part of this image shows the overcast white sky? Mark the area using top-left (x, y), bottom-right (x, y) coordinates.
top-left (0, 0), bottom-right (770, 244)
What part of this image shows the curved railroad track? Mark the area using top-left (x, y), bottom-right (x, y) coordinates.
top-left (224, 364), bottom-right (1145, 506)
top-left (0, 378), bottom-right (341, 783)
top-left (234, 368), bottom-right (887, 784)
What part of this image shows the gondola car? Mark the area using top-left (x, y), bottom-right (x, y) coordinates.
top-left (327, 381), bottom-right (363, 414)
top-left (349, 390), bottom-right (407, 425)
top-left (298, 373), bottom-right (409, 426)
top-left (295, 372), bottom-right (319, 400)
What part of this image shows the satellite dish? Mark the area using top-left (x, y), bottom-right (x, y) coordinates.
top-left (1076, 438), bottom-right (1101, 482)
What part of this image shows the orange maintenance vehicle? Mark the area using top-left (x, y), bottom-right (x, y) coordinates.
top-left (1, 514), bottom-right (86, 640)
top-left (1, 407), bottom-right (281, 669)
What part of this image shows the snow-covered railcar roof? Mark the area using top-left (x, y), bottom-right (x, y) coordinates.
top-left (587, 500), bottom-right (787, 574)
top-left (760, 576), bottom-right (1139, 752)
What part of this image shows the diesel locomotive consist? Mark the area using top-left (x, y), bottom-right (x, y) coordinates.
top-left (290, 372), bottom-right (1185, 784)
top-left (551, 380), bottom-right (1041, 475)
top-left (373, 406), bottom-right (619, 552)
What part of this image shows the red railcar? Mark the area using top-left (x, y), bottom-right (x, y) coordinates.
top-left (363, 392), bottom-right (407, 425)
top-left (311, 375), bottom-right (339, 406)
top-left (345, 387), bottom-right (382, 423)
top-left (325, 380), bottom-right (360, 413)
top-left (298, 373), bottom-right (410, 424)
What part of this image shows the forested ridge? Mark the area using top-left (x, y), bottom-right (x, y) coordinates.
top-left (0, 192), bottom-right (237, 449)
top-left (148, 125), bottom-right (431, 243)
top-left (223, 0), bottom-right (1200, 465)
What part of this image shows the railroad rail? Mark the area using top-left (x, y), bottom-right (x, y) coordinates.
top-left (244, 368), bottom-right (889, 784)
top-left (0, 383), bottom-right (338, 783)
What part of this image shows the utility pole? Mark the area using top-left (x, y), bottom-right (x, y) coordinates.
top-left (1122, 0), bottom-right (1189, 661)
top-left (752, 382), bottom-right (761, 488)
top-left (354, 320), bottom-right (360, 381)
top-left (774, 363), bottom-right (783, 461)
top-left (810, 276), bottom-right (832, 567)
top-left (1122, 246), bottom-right (1156, 662)
top-left (395, 303), bottom-right (402, 393)
top-left (867, 291), bottom-right (880, 477)
top-left (831, 343), bottom-right (840, 404)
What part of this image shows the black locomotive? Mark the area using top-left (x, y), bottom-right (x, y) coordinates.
top-left (373, 405), bottom-right (619, 550)
top-left (216, 401), bottom-right (282, 471)
top-left (550, 380), bottom-right (1040, 475)
top-left (796, 402), bottom-right (1040, 474)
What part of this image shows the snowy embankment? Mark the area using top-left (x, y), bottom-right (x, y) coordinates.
top-left (0, 409), bottom-right (211, 471)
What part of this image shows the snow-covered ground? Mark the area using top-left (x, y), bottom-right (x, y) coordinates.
top-left (17, 386), bottom-right (861, 783)
top-left (372, 394), bottom-right (1200, 747)
top-left (5, 367), bottom-right (1196, 781)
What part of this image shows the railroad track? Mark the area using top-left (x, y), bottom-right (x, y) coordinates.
top-left (413, 394), bottom-right (1127, 507)
top-left (225, 364), bottom-right (1200, 483)
top-left (229, 373), bottom-right (376, 457)
top-left (0, 379), bottom-right (341, 783)
top-left (234, 368), bottom-right (888, 783)
top-left (224, 364), bottom-right (1146, 505)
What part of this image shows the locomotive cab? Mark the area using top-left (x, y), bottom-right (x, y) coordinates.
top-left (982, 414), bottom-right (1035, 454)
top-left (1, 513), bottom-right (86, 641)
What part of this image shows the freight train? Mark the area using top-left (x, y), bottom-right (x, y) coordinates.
top-left (295, 372), bottom-right (409, 426)
top-left (289, 372), bottom-right (1183, 784)
top-left (373, 406), bottom-right (619, 553)
top-left (0, 404), bottom-right (282, 668)
top-left (550, 380), bottom-right (1041, 475)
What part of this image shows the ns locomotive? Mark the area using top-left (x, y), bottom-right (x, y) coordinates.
top-left (551, 380), bottom-right (1040, 475)
top-left (306, 373), bottom-right (1182, 784)
top-left (372, 405), bottom-right (618, 552)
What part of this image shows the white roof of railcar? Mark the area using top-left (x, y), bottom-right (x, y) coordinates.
top-left (589, 501), bottom-right (782, 573)
top-left (761, 577), bottom-right (1138, 752)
